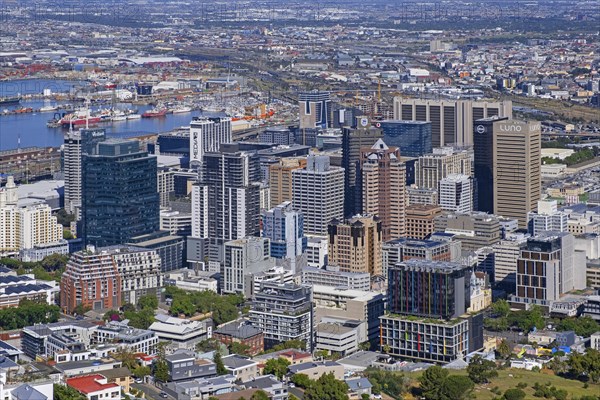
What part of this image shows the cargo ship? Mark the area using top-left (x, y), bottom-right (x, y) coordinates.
top-left (0, 96), bottom-right (21, 105)
top-left (142, 108), bottom-right (167, 118)
top-left (60, 110), bottom-right (102, 127)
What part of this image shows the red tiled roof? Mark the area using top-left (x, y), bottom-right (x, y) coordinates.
top-left (66, 374), bottom-right (120, 394)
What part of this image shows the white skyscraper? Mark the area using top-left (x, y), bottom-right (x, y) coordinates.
top-left (292, 154), bottom-right (344, 236)
top-left (439, 174), bottom-right (473, 214)
top-left (189, 117), bottom-right (232, 167)
top-left (63, 128), bottom-right (106, 215)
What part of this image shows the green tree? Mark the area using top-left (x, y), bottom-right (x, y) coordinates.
top-left (196, 338), bottom-right (222, 353)
top-left (137, 294), bottom-right (158, 311)
top-left (250, 391), bottom-right (270, 400)
top-left (154, 342), bottom-right (170, 382)
top-left (54, 383), bottom-right (85, 400)
top-left (291, 373), bottom-right (312, 389)
top-left (214, 350), bottom-right (227, 375)
top-left (467, 355), bottom-right (498, 384)
top-left (503, 388), bottom-right (526, 400)
top-left (124, 308), bottom-right (155, 329)
top-left (133, 365), bottom-right (151, 379)
top-left (112, 348), bottom-right (138, 370)
top-left (567, 348), bottom-right (600, 383)
top-left (555, 317), bottom-right (599, 337)
top-left (170, 296), bottom-right (195, 316)
top-left (419, 365), bottom-right (449, 400)
top-left (440, 375), bottom-right (474, 400)
top-left (492, 299), bottom-right (511, 318)
top-left (103, 309), bottom-right (121, 322)
top-left (497, 339), bottom-right (511, 358)
top-left (304, 373), bottom-right (349, 400)
top-left (73, 304), bottom-right (90, 316)
top-left (263, 357), bottom-right (291, 379)
top-left (229, 341), bottom-right (251, 356)
top-left (269, 339), bottom-right (306, 352)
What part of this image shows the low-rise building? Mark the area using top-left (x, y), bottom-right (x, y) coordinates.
top-left (54, 359), bottom-right (122, 378)
top-left (312, 285), bottom-right (385, 345)
top-left (240, 375), bottom-right (289, 400)
top-left (0, 274), bottom-right (59, 309)
top-left (591, 332), bottom-right (600, 351)
top-left (345, 377), bottom-right (373, 400)
top-left (213, 320), bottom-right (264, 356)
top-left (65, 374), bottom-right (121, 400)
top-left (379, 314), bottom-right (484, 364)
top-left (95, 321), bottom-right (158, 355)
top-left (315, 319), bottom-right (366, 356)
top-left (221, 355), bottom-right (259, 383)
top-left (164, 269), bottom-right (219, 293)
top-left (301, 265), bottom-right (370, 291)
top-left (162, 375), bottom-right (236, 400)
top-left (166, 350), bottom-right (217, 382)
top-left (149, 314), bottom-right (213, 352)
top-left (288, 361), bottom-right (344, 380)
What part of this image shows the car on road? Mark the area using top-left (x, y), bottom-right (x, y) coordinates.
top-left (160, 392), bottom-right (168, 398)
top-left (134, 378), bottom-right (143, 384)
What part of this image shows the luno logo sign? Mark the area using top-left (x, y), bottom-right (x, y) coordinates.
top-left (500, 124), bottom-right (522, 132)
top-left (192, 132), bottom-right (199, 159)
top-left (476, 125), bottom-right (486, 134)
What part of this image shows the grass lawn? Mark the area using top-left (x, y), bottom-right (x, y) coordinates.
top-left (404, 368), bottom-right (596, 399)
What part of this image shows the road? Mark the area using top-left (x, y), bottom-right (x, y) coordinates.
top-left (132, 383), bottom-right (170, 400)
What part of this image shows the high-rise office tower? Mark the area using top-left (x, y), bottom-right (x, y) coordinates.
top-left (189, 117), bottom-right (232, 167)
top-left (361, 139), bottom-right (407, 240)
top-left (82, 139), bottom-right (160, 247)
top-left (342, 117), bottom-right (383, 216)
top-left (393, 97), bottom-right (512, 147)
top-left (439, 174), bottom-right (473, 214)
top-left (380, 120), bottom-right (432, 157)
top-left (63, 128), bottom-right (106, 215)
top-left (223, 237), bottom-right (276, 296)
top-left (261, 201), bottom-right (307, 274)
top-left (268, 157), bottom-right (307, 209)
top-left (513, 232), bottom-right (581, 306)
top-left (527, 200), bottom-right (568, 235)
top-left (327, 215), bottom-right (383, 277)
top-left (415, 147), bottom-right (471, 191)
top-left (191, 146), bottom-right (261, 261)
top-left (292, 154), bottom-right (344, 236)
top-left (299, 91), bottom-right (331, 129)
top-left (474, 118), bottom-right (541, 228)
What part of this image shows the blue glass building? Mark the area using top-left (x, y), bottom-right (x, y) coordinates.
top-left (380, 120), bottom-right (432, 157)
top-left (82, 139), bottom-right (160, 247)
top-left (261, 201), bottom-right (307, 273)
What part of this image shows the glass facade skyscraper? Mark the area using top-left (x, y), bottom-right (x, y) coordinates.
top-left (380, 120), bottom-right (432, 157)
top-left (82, 139), bottom-right (160, 247)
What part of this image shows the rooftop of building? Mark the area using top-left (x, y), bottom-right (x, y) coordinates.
top-left (288, 361), bottom-right (341, 373)
top-left (394, 259), bottom-right (468, 273)
top-left (385, 238), bottom-right (447, 249)
top-left (312, 284), bottom-right (383, 301)
top-left (214, 319), bottom-right (262, 339)
top-left (10, 384), bottom-right (47, 400)
top-left (66, 374), bottom-right (119, 394)
top-left (54, 359), bottom-right (119, 373)
top-left (222, 354), bottom-right (258, 369)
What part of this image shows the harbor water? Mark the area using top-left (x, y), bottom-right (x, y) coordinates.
top-left (0, 79), bottom-right (202, 151)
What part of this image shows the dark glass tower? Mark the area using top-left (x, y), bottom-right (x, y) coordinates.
top-left (342, 117), bottom-right (383, 217)
top-left (473, 118), bottom-right (506, 213)
top-left (82, 139), bottom-right (159, 247)
top-left (380, 120), bottom-right (432, 157)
